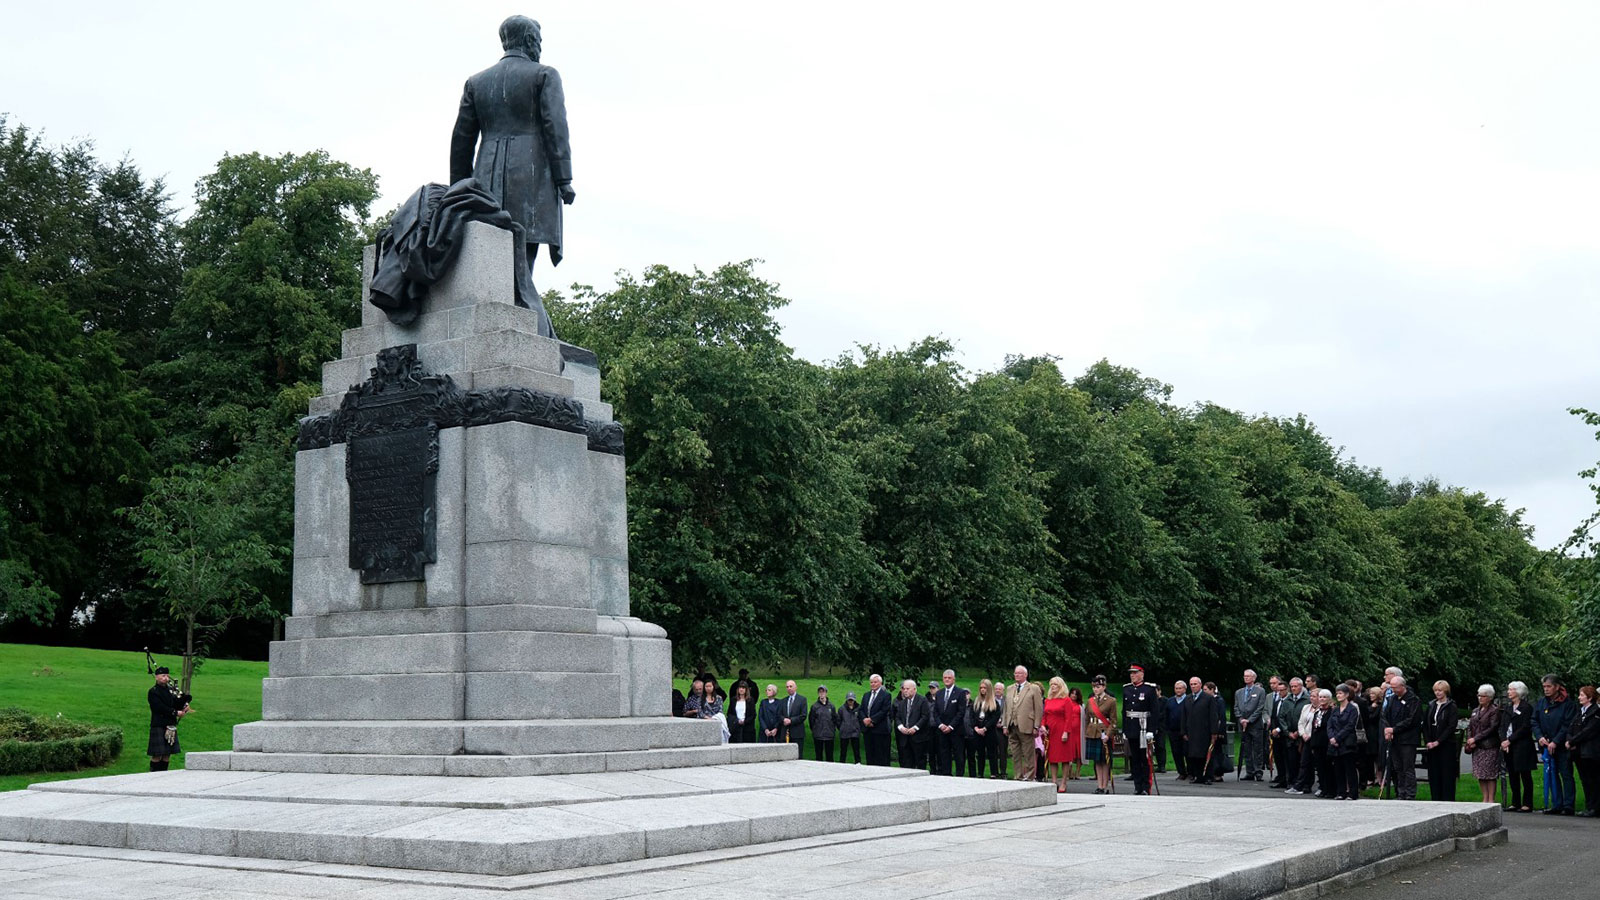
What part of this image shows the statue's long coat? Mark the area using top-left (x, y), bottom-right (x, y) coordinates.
top-left (449, 49), bottom-right (572, 264)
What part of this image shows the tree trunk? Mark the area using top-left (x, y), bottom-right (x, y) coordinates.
top-left (182, 617), bottom-right (196, 695)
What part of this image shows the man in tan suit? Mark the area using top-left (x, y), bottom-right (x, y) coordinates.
top-left (1000, 665), bottom-right (1044, 781)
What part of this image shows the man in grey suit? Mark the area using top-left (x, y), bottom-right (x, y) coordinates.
top-left (450, 15), bottom-right (575, 282)
top-left (1234, 669), bottom-right (1268, 781)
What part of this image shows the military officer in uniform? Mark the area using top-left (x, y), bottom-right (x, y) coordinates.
top-left (1123, 664), bottom-right (1160, 795)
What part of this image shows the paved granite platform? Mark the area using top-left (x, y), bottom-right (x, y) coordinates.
top-left (0, 792), bottom-right (1503, 899)
top-left (0, 761), bottom-right (1055, 877)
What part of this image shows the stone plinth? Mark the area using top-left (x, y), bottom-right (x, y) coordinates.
top-left (211, 221), bottom-right (673, 772)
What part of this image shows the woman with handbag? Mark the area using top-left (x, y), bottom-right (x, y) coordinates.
top-left (1465, 684), bottom-right (1504, 804)
top-left (1085, 675), bottom-right (1119, 794)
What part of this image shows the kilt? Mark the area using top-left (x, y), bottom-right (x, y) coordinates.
top-left (147, 725), bottom-right (181, 757)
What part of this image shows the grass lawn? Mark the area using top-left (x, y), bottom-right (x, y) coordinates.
top-left (0, 643), bottom-right (265, 793)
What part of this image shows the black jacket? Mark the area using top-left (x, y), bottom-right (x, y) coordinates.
top-left (1503, 700), bottom-right (1537, 773)
top-left (1383, 691), bottom-right (1423, 745)
top-left (725, 696), bottom-right (757, 741)
top-left (1423, 699), bottom-right (1458, 747)
top-left (894, 694), bottom-right (933, 744)
top-left (1569, 704), bottom-right (1600, 760)
top-left (1182, 691), bottom-right (1222, 757)
top-left (932, 686), bottom-right (969, 734)
top-left (860, 687), bottom-right (894, 735)
top-left (147, 684), bottom-right (183, 729)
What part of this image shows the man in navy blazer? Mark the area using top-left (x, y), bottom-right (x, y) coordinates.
top-left (1161, 679), bottom-right (1189, 780)
top-left (861, 673), bottom-right (894, 766)
top-left (932, 669), bottom-right (970, 776)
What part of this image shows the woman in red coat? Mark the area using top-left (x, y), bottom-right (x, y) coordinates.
top-left (1042, 677), bottom-right (1079, 793)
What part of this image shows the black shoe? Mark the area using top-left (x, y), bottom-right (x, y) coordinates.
top-left (1136, 790), bottom-right (1150, 796)
top-left (1561, 808), bottom-right (1576, 816)
top-left (1577, 810), bottom-right (1596, 818)
top-left (1542, 808), bottom-right (1560, 815)
top-left (1122, 775), bottom-right (1136, 781)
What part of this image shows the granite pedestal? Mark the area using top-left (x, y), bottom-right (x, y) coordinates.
top-left (0, 221), bottom-right (1059, 878)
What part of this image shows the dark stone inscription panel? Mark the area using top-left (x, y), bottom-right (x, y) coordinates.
top-left (348, 425), bottom-right (438, 583)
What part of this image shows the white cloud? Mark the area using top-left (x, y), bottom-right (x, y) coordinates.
top-left (4, 0), bottom-right (1596, 544)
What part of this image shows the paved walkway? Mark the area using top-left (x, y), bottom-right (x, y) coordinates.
top-left (0, 775), bottom-right (1503, 900)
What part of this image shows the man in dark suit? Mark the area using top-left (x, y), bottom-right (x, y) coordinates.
top-left (780, 680), bottom-right (808, 756)
top-left (1382, 676), bottom-right (1424, 799)
top-left (932, 669), bottom-right (970, 776)
top-left (1161, 680), bottom-right (1189, 780)
top-left (449, 16), bottom-right (574, 283)
top-left (894, 679), bottom-right (933, 770)
top-left (1182, 676), bottom-right (1222, 784)
top-left (861, 674), bottom-right (893, 766)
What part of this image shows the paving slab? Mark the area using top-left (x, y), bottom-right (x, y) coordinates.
top-left (0, 785), bottom-right (1504, 897)
top-left (0, 762), bottom-right (1052, 876)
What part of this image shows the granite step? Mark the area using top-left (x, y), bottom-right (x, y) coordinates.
top-left (232, 716), bottom-right (723, 756)
top-left (267, 630), bottom-right (620, 677)
top-left (283, 604), bottom-right (600, 641)
top-left (260, 670), bottom-right (621, 720)
top-left (28, 759), bottom-right (925, 809)
top-left (186, 741), bottom-right (797, 776)
top-left (0, 763), bottom-right (1057, 876)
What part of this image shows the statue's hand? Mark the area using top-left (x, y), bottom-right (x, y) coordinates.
top-left (559, 184), bottom-right (576, 205)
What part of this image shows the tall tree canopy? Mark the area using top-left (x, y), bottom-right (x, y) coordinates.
top-left (0, 119), bottom-right (1578, 695)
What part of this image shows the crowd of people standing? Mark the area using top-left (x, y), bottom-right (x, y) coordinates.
top-left (672, 665), bottom-right (1599, 815)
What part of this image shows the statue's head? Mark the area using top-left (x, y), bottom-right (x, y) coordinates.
top-left (500, 15), bottom-right (543, 60)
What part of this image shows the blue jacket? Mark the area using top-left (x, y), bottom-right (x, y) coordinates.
top-left (1327, 704), bottom-right (1360, 757)
top-left (1161, 695), bottom-right (1187, 733)
top-left (1534, 694), bottom-right (1576, 747)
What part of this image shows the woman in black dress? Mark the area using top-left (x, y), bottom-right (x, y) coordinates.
top-left (1327, 684), bottom-right (1362, 799)
top-left (1424, 680), bottom-right (1459, 802)
top-left (725, 683), bottom-right (757, 743)
top-left (1501, 680), bottom-right (1537, 812)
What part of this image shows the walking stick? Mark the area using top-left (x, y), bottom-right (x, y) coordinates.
top-left (1541, 746), bottom-right (1552, 810)
top-left (1236, 725), bottom-right (1246, 780)
top-left (1202, 734), bottom-right (1220, 782)
top-left (1146, 741), bottom-right (1161, 795)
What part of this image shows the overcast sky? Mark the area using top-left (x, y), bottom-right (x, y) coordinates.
top-left (5, 2), bottom-right (1598, 546)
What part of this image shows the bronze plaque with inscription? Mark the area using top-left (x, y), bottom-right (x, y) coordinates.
top-left (347, 425), bottom-right (437, 583)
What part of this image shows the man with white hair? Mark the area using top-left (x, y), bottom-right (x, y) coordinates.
top-left (1000, 665), bottom-right (1043, 781)
top-left (1382, 675), bottom-right (1423, 799)
top-left (861, 674), bottom-right (893, 766)
top-left (894, 678), bottom-right (933, 770)
top-left (1234, 669), bottom-right (1268, 781)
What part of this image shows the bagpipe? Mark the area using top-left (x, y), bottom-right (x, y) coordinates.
top-left (145, 648), bottom-right (194, 707)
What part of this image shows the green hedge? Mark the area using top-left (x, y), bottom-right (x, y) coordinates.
top-left (0, 707), bottom-right (123, 775)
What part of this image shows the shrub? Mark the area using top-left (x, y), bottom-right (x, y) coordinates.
top-left (0, 707), bottom-right (123, 775)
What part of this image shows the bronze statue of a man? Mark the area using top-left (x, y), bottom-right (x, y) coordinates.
top-left (449, 15), bottom-right (574, 271)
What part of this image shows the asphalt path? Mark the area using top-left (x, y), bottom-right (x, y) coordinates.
top-left (1087, 765), bottom-right (1592, 898)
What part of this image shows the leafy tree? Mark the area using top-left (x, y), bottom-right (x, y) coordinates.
top-left (124, 456), bottom-right (285, 693)
top-left (0, 118), bottom-right (181, 371)
top-left (0, 271), bottom-right (153, 633)
top-left (1382, 485), bottom-right (1564, 690)
top-left (550, 262), bottom-right (882, 673)
top-left (824, 340), bottom-right (1058, 673)
top-left (147, 150), bottom-right (377, 465)
top-left (1559, 406), bottom-right (1600, 682)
